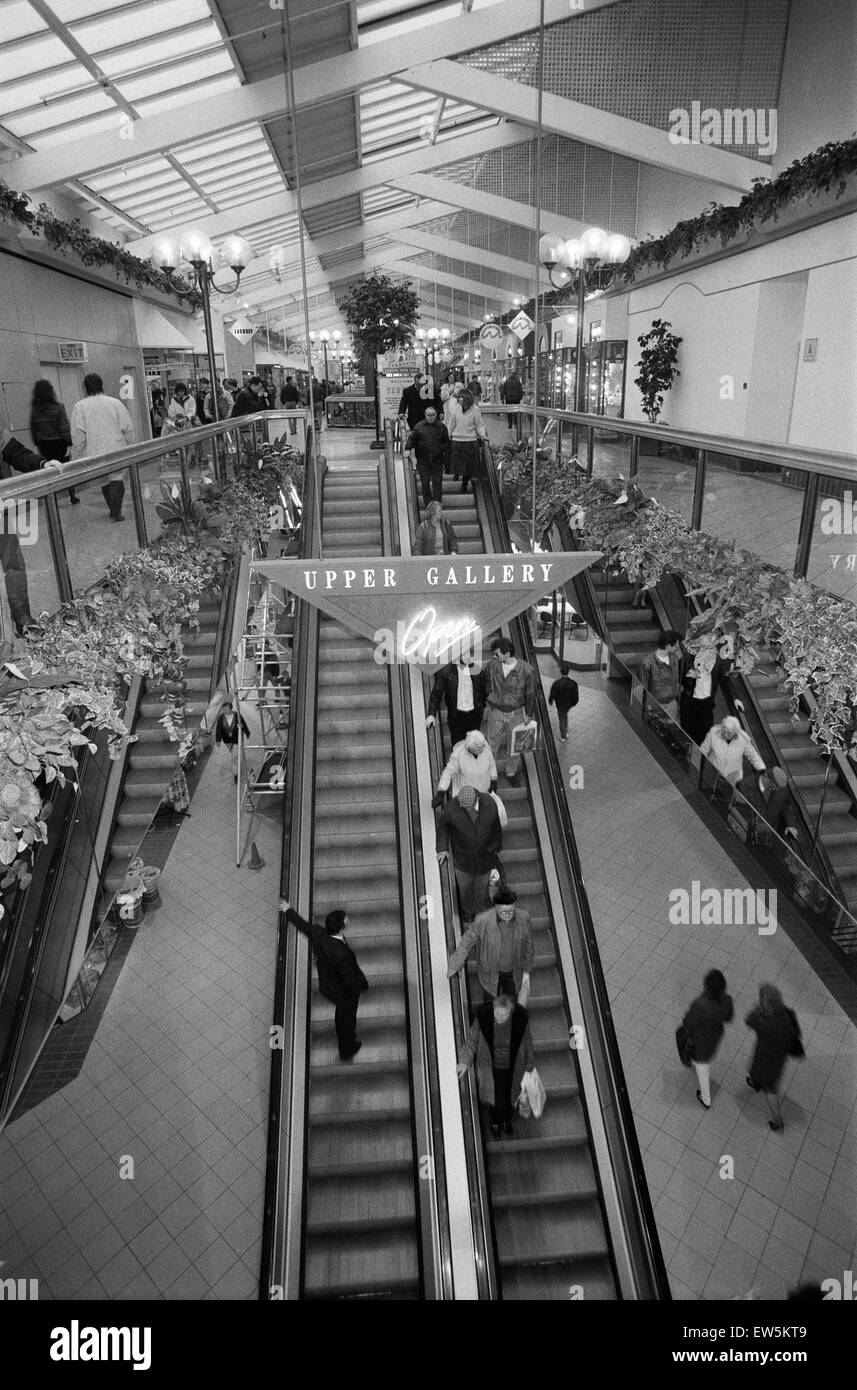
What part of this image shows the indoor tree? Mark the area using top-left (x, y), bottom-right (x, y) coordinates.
top-left (634, 319), bottom-right (683, 423)
top-left (340, 274), bottom-right (420, 443)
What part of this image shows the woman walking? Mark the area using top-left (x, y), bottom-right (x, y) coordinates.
top-left (215, 700), bottom-right (250, 782)
top-left (456, 991), bottom-right (536, 1139)
top-left (30, 379), bottom-right (77, 503)
top-left (445, 388), bottom-right (488, 494)
top-left (745, 983), bottom-right (802, 1132)
top-left (681, 968), bottom-right (734, 1109)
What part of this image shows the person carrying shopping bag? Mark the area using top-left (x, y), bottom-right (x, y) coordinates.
top-left (456, 992), bottom-right (536, 1138)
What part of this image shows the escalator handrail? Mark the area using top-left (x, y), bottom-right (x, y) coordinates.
top-left (397, 429), bottom-right (499, 1300)
top-left (258, 424), bottom-right (319, 1300)
top-left (480, 438), bottom-right (672, 1300)
top-left (378, 425), bottom-right (451, 1298)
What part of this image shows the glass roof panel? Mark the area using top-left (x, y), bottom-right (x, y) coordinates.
top-left (0, 34), bottom-right (74, 85)
top-left (72, 0), bottom-right (214, 52)
top-left (132, 74), bottom-right (239, 118)
top-left (95, 31), bottom-right (219, 79)
top-left (8, 90), bottom-right (115, 138)
top-left (117, 51), bottom-right (235, 103)
top-left (0, 2), bottom-right (45, 43)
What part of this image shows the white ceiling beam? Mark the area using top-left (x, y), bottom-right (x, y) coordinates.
top-left (129, 123), bottom-right (534, 253)
top-left (390, 228), bottom-right (548, 287)
top-left (390, 173), bottom-right (581, 239)
top-left (379, 259), bottom-right (511, 305)
top-left (10, 0), bottom-right (576, 191)
top-left (309, 200), bottom-right (452, 257)
top-left (399, 60), bottom-right (769, 191)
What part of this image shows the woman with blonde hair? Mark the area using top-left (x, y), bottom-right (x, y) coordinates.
top-left (745, 983), bottom-right (803, 1132)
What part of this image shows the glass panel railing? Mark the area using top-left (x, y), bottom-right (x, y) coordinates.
top-left (58, 466), bottom-right (140, 593)
top-left (805, 479), bottom-right (857, 605)
top-left (1, 499), bottom-right (61, 634)
top-left (591, 425), bottom-right (633, 479)
top-left (635, 442), bottom-right (698, 522)
top-left (699, 451), bottom-right (808, 570)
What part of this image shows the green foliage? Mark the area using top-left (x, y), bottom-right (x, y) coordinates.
top-left (623, 137), bottom-right (857, 282)
top-left (634, 319), bottom-right (682, 423)
top-left (0, 179), bottom-right (200, 307)
top-left (340, 274), bottom-right (420, 359)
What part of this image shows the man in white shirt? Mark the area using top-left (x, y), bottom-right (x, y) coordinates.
top-left (70, 373), bottom-right (134, 521)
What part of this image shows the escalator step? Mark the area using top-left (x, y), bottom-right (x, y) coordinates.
top-left (494, 1197), bottom-right (610, 1265)
top-left (306, 1171), bottom-right (416, 1234)
top-left (499, 1256), bottom-right (616, 1302)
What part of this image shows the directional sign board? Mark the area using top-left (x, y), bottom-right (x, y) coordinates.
top-left (229, 315), bottom-right (258, 343)
top-left (478, 322), bottom-right (505, 357)
top-left (508, 310), bottom-right (536, 340)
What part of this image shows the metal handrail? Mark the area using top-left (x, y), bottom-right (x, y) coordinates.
top-left (479, 436), bottom-right (672, 1299)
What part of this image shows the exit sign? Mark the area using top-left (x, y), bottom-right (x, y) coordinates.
top-left (58, 341), bottom-right (88, 363)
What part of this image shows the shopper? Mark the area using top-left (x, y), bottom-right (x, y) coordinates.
top-left (264, 375), bottom-right (278, 410)
top-left (279, 898), bottom-right (368, 1061)
top-left (483, 636), bottom-right (535, 782)
top-left (456, 992), bottom-right (536, 1138)
top-left (398, 372), bottom-right (440, 433)
top-left (447, 888), bottom-right (533, 1004)
top-left (548, 662), bottom-right (579, 742)
top-left (406, 404), bottom-right (450, 506)
top-left (745, 983), bottom-right (802, 1132)
top-left (434, 729), bottom-right (498, 802)
top-left (194, 378), bottom-right (211, 424)
top-left (445, 388), bottom-right (488, 494)
top-left (499, 370), bottom-right (523, 428)
top-left (70, 372), bottom-right (134, 521)
top-left (204, 378), bottom-right (233, 422)
top-left (413, 500), bottom-right (459, 556)
top-left (150, 387), bottom-right (165, 436)
top-left (230, 376), bottom-right (268, 417)
top-left (466, 376), bottom-right (483, 402)
top-left (214, 699), bottom-right (250, 782)
top-left (680, 969), bottom-right (734, 1109)
top-left (638, 630), bottom-right (682, 719)
top-left (30, 379), bottom-right (77, 504)
top-left (763, 766), bottom-right (799, 841)
top-left (168, 382), bottom-right (199, 427)
top-left (279, 375), bottom-right (301, 433)
top-left (436, 783), bottom-right (502, 922)
top-left (679, 639), bottom-right (729, 744)
top-left (426, 654), bottom-right (486, 746)
top-left (701, 715), bottom-right (766, 786)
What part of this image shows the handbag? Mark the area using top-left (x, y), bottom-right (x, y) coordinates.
top-left (787, 1009), bottom-right (805, 1059)
top-left (516, 1067), bottom-right (547, 1119)
top-left (675, 1023), bottom-right (695, 1067)
top-left (489, 790), bottom-right (508, 828)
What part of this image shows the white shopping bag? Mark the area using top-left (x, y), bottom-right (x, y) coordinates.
top-left (509, 719), bottom-right (538, 757)
top-left (489, 790), bottom-right (508, 828)
top-left (517, 1066), bottom-right (547, 1119)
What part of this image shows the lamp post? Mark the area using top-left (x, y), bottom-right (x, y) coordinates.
top-left (151, 229), bottom-right (252, 421)
top-left (318, 329), bottom-right (331, 386)
top-left (539, 227), bottom-right (632, 416)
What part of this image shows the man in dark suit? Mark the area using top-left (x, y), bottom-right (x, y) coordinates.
top-left (426, 655), bottom-right (486, 747)
top-left (280, 899), bottom-right (368, 1060)
top-left (397, 373), bottom-right (441, 432)
top-left (436, 784), bottom-right (502, 923)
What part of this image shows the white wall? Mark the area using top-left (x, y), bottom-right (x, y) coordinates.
top-left (774, 0), bottom-right (857, 175)
top-left (635, 165), bottom-right (742, 243)
top-left (618, 212), bottom-right (857, 451)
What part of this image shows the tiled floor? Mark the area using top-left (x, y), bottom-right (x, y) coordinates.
top-left (0, 701), bottom-right (279, 1300)
top-left (539, 655), bottom-right (857, 1300)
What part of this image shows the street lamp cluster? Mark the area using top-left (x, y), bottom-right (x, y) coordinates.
top-left (413, 326), bottom-right (452, 370)
top-left (538, 226), bottom-right (633, 413)
top-left (309, 329), bottom-right (355, 386)
top-left (151, 229), bottom-right (254, 421)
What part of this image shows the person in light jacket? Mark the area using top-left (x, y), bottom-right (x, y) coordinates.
top-left (701, 715), bottom-right (765, 787)
top-left (681, 968), bottom-right (734, 1109)
top-left (434, 729), bottom-right (497, 802)
top-left (413, 500), bottom-right (459, 556)
top-left (456, 992), bottom-right (536, 1138)
top-left (745, 983), bottom-right (802, 1133)
top-left (447, 889), bottom-right (533, 1004)
top-left (445, 389), bottom-right (488, 493)
top-left (70, 372), bottom-right (134, 521)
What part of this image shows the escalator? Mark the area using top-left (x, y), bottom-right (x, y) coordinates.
top-left (410, 471), bottom-right (642, 1299)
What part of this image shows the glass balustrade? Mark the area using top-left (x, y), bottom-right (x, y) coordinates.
top-left (635, 440), bottom-right (698, 522)
top-left (700, 451), bottom-right (808, 571)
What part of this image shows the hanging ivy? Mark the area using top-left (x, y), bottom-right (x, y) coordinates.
top-left (0, 179), bottom-right (201, 308)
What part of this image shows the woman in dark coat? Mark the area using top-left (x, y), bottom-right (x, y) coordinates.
top-left (745, 983), bottom-right (802, 1132)
top-left (214, 699), bottom-right (250, 781)
top-left (457, 991), bottom-right (536, 1138)
top-left (681, 968), bottom-right (734, 1109)
top-left (30, 379), bottom-right (77, 502)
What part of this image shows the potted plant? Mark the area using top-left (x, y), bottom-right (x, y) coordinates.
top-left (634, 319), bottom-right (683, 423)
top-left (340, 273), bottom-right (420, 446)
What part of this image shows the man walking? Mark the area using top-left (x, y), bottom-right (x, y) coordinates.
top-left (681, 968), bottom-right (734, 1109)
top-left (548, 662), bottom-right (579, 743)
top-left (447, 888), bottom-right (533, 1004)
top-left (436, 784), bottom-right (502, 923)
top-left (230, 376), bottom-right (268, 416)
top-left (279, 375), bottom-right (301, 433)
top-left (70, 372), bottom-right (134, 521)
top-left (426, 653), bottom-right (486, 747)
top-left (279, 898), bottom-right (368, 1061)
top-left (499, 369), bottom-right (523, 429)
top-left (406, 404), bottom-right (450, 505)
top-left (483, 636), bottom-right (535, 782)
top-left (398, 372), bottom-right (441, 433)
